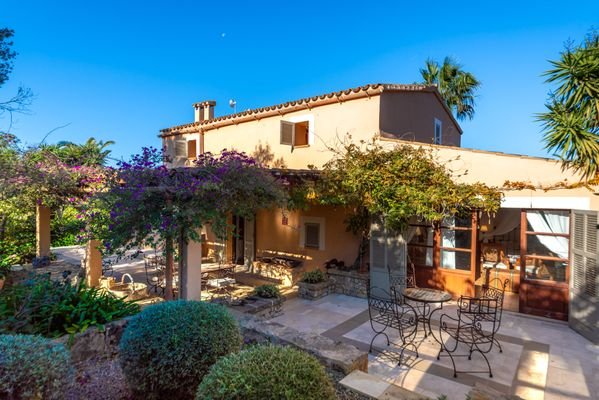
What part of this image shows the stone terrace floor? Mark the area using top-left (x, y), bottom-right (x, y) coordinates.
top-left (271, 294), bottom-right (599, 400)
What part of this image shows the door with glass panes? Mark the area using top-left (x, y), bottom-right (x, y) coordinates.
top-left (519, 209), bottom-right (570, 320)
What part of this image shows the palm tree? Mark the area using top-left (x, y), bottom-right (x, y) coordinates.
top-left (420, 57), bottom-right (481, 121)
top-left (538, 31), bottom-right (599, 180)
top-left (56, 137), bottom-right (115, 166)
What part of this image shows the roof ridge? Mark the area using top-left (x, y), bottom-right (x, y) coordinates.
top-left (160, 83), bottom-right (439, 135)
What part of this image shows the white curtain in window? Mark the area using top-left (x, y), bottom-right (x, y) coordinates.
top-left (480, 208), bottom-right (521, 240)
top-left (526, 211), bottom-right (569, 259)
top-left (441, 217), bottom-right (456, 269)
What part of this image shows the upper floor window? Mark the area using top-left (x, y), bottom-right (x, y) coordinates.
top-left (174, 139), bottom-right (197, 160)
top-left (434, 118), bottom-right (442, 145)
top-left (280, 118), bottom-right (311, 150)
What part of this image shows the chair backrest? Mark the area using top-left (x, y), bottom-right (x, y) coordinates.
top-left (367, 286), bottom-right (396, 318)
top-left (481, 278), bottom-right (509, 308)
top-left (457, 296), bottom-right (499, 328)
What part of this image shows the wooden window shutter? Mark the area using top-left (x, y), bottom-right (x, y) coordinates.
top-left (187, 140), bottom-right (197, 159)
top-left (570, 210), bottom-right (599, 344)
top-left (305, 223), bottom-right (320, 249)
top-left (175, 139), bottom-right (187, 158)
top-left (280, 121), bottom-right (295, 151)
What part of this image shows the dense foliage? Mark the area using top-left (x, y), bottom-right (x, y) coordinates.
top-left (0, 133), bottom-right (108, 265)
top-left (314, 139), bottom-right (502, 267)
top-left (0, 275), bottom-right (140, 337)
top-left (0, 334), bottom-right (74, 399)
top-left (253, 284), bottom-right (281, 298)
top-left (420, 57), bottom-right (481, 121)
top-left (196, 345), bottom-right (336, 400)
top-left (119, 300), bottom-right (242, 400)
top-left (85, 147), bottom-right (285, 298)
top-left (301, 269), bottom-right (327, 284)
top-left (539, 30), bottom-right (599, 179)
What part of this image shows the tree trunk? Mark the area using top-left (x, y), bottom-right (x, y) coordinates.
top-left (165, 236), bottom-right (174, 300)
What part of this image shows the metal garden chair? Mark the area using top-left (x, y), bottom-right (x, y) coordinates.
top-left (435, 296), bottom-right (500, 378)
top-left (367, 286), bottom-right (418, 364)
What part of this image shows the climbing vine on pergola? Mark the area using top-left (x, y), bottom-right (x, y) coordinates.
top-left (84, 147), bottom-right (285, 299)
top-left (312, 139), bottom-right (503, 269)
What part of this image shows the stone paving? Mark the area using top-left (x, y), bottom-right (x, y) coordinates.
top-left (271, 294), bottom-right (599, 400)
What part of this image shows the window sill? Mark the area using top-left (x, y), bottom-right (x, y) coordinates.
top-left (293, 145), bottom-right (311, 149)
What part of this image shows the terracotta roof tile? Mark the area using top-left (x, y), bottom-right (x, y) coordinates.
top-left (160, 83), bottom-right (453, 136)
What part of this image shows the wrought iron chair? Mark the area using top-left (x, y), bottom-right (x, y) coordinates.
top-left (144, 255), bottom-right (165, 295)
top-left (367, 286), bottom-right (418, 364)
top-left (435, 296), bottom-right (500, 378)
top-left (387, 257), bottom-right (417, 290)
top-left (477, 278), bottom-right (509, 353)
top-left (206, 265), bottom-right (237, 302)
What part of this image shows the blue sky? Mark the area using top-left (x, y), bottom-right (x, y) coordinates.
top-left (2, 0), bottom-right (598, 163)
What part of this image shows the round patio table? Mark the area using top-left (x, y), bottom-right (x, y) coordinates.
top-left (402, 288), bottom-right (452, 337)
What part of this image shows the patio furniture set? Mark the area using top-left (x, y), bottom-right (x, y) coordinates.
top-left (368, 263), bottom-right (509, 378)
top-left (144, 253), bottom-right (238, 301)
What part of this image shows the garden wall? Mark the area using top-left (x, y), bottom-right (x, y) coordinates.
top-left (54, 318), bottom-right (130, 363)
top-left (232, 311), bottom-right (368, 375)
top-left (327, 268), bottom-right (369, 298)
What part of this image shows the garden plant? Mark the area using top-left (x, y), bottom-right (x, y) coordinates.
top-left (119, 300), bottom-right (242, 400)
top-left (196, 344), bottom-right (336, 400)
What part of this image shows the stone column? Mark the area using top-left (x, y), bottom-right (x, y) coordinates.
top-left (85, 239), bottom-right (102, 287)
top-left (36, 204), bottom-right (51, 258)
top-left (183, 232), bottom-right (204, 301)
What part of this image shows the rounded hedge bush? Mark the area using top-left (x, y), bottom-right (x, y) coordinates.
top-left (0, 334), bottom-right (74, 399)
top-left (119, 300), bottom-right (242, 399)
top-left (196, 345), bottom-right (336, 400)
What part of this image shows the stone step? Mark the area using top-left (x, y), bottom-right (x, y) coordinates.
top-left (235, 272), bottom-right (283, 287)
top-left (339, 370), bottom-right (430, 400)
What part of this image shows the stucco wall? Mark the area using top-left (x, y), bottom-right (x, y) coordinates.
top-left (255, 205), bottom-right (360, 271)
top-left (379, 91), bottom-right (461, 147)
top-left (202, 97), bottom-right (381, 170)
top-left (380, 138), bottom-right (599, 210)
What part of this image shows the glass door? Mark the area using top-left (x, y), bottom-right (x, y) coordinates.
top-left (519, 209), bottom-right (570, 320)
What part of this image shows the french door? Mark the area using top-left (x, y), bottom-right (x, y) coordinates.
top-left (519, 209), bottom-right (570, 320)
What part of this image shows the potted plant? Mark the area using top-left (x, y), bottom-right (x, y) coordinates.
top-left (298, 269), bottom-right (330, 300)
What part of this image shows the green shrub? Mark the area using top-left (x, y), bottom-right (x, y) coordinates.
top-left (196, 345), bottom-right (336, 400)
top-left (0, 334), bottom-right (74, 399)
top-left (253, 283), bottom-right (281, 298)
top-left (0, 275), bottom-right (140, 337)
top-left (301, 269), bottom-right (326, 284)
top-left (119, 300), bottom-right (242, 400)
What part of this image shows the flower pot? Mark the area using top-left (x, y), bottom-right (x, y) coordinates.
top-left (298, 280), bottom-right (330, 300)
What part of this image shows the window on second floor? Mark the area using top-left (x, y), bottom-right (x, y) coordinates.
top-left (280, 120), bottom-right (310, 150)
top-left (187, 140), bottom-right (197, 159)
top-left (434, 118), bottom-right (442, 145)
top-left (174, 139), bottom-right (197, 160)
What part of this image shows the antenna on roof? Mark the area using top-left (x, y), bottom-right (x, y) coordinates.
top-left (229, 99), bottom-right (237, 114)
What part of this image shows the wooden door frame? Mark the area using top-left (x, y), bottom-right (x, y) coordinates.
top-left (519, 208), bottom-right (570, 320)
top-left (430, 211), bottom-right (478, 297)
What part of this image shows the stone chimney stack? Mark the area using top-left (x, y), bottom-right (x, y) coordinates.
top-left (193, 100), bottom-right (216, 122)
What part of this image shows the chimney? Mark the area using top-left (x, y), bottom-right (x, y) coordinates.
top-left (193, 100), bottom-right (216, 122)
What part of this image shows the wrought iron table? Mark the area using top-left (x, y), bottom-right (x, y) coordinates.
top-left (402, 288), bottom-right (452, 337)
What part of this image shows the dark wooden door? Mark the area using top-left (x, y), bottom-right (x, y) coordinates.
top-left (519, 209), bottom-right (570, 320)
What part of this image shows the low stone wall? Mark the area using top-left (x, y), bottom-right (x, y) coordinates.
top-left (327, 268), bottom-right (369, 299)
top-left (250, 260), bottom-right (305, 287)
top-left (234, 311), bottom-right (368, 375)
top-left (54, 318), bottom-right (130, 363)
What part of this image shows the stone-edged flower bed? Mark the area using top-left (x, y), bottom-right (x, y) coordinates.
top-left (298, 269), bottom-right (330, 300)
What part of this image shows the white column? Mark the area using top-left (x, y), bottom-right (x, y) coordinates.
top-left (183, 233), bottom-right (204, 300)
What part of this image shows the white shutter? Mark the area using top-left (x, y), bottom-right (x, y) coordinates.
top-left (570, 210), bottom-right (598, 344)
top-left (244, 217), bottom-right (255, 269)
top-left (174, 139), bottom-right (187, 158)
top-left (369, 218), bottom-right (407, 296)
top-left (280, 121), bottom-right (295, 151)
